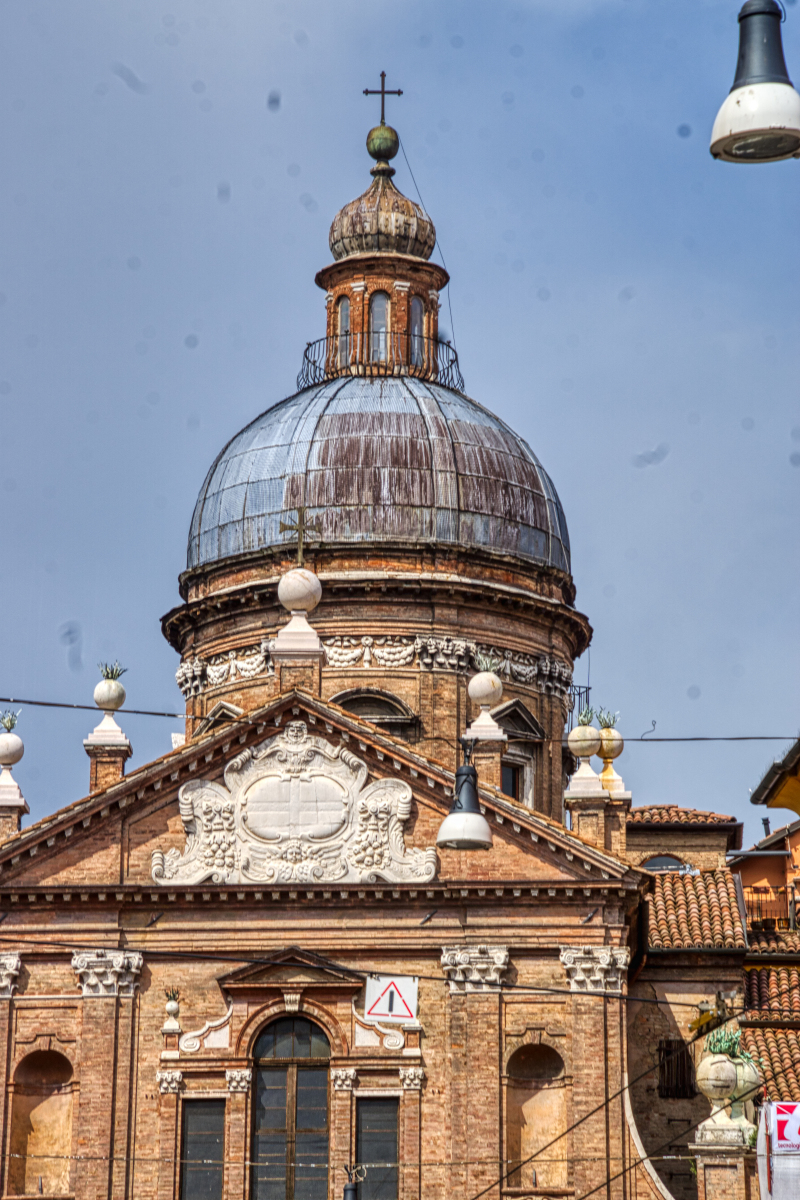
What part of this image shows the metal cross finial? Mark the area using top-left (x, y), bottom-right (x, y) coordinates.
top-left (363, 71), bottom-right (403, 125)
top-left (279, 506), bottom-right (322, 567)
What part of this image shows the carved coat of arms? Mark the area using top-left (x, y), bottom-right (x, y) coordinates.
top-left (151, 722), bottom-right (438, 886)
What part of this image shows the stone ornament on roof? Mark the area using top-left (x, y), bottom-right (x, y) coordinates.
top-left (72, 949), bottom-right (143, 997)
top-left (151, 720), bottom-right (437, 887)
top-left (559, 946), bottom-right (630, 994)
top-left (0, 953), bottom-right (21, 999)
top-left (440, 945), bottom-right (510, 993)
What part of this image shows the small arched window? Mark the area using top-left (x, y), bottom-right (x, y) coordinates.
top-left (642, 855), bottom-right (685, 873)
top-left (410, 295), bottom-right (425, 366)
top-left (506, 1044), bottom-right (567, 1190)
top-left (369, 292), bottom-right (389, 362)
top-left (337, 297), bottom-right (351, 367)
top-left (9, 1050), bottom-right (75, 1196)
top-left (251, 1017), bottom-right (330, 1200)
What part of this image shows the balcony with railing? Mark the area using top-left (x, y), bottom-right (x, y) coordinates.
top-left (297, 332), bottom-right (465, 393)
top-left (743, 885), bottom-right (794, 928)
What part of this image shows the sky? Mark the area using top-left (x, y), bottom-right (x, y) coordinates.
top-left (1, 0), bottom-right (798, 848)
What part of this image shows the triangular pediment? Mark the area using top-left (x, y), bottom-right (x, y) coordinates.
top-left (491, 699), bottom-right (545, 741)
top-left (219, 947), bottom-right (363, 992)
top-left (0, 690), bottom-right (643, 894)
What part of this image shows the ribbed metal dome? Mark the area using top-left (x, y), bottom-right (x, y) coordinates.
top-left (187, 377), bottom-right (571, 574)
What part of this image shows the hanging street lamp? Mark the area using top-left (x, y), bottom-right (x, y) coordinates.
top-left (436, 672), bottom-right (507, 851)
top-left (711, 0), bottom-right (800, 163)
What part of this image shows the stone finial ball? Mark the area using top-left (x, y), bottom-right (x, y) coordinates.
top-left (567, 724), bottom-right (602, 760)
top-left (278, 568), bottom-right (322, 613)
top-left (0, 731), bottom-right (24, 767)
top-left (695, 1054), bottom-right (738, 1103)
top-left (367, 123), bottom-right (400, 162)
top-left (468, 671), bottom-right (504, 708)
top-left (598, 727), bottom-right (624, 761)
top-left (94, 679), bottom-right (126, 712)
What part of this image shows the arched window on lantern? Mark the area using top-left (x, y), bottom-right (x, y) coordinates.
top-left (410, 295), bottom-right (425, 367)
top-left (251, 1016), bottom-right (331, 1200)
top-left (505, 1044), bottom-right (568, 1191)
top-left (9, 1050), bottom-right (75, 1196)
top-left (369, 291), bottom-right (389, 363)
top-left (337, 296), bottom-right (351, 368)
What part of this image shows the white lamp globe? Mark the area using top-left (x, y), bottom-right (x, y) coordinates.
top-left (711, 0), bottom-right (800, 163)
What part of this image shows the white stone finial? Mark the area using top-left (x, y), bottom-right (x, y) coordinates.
top-left (271, 569), bottom-right (324, 659)
top-left (85, 666), bottom-right (131, 750)
top-left (0, 716), bottom-right (29, 819)
top-left (565, 722), bottom-right (607, 798)
top-left (463, 672), bottom-right (507, 742)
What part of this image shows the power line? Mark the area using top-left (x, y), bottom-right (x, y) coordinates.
top-left (1, 695), bottom-right (796, 743)
top-left (398, 138), bottom-right (458, 352)
top-left (0, 934), bottom-right (703, 1008)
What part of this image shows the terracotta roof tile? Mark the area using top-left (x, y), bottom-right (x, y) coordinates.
top-left (747, 927), bottom-right (800, 955)
top-left (628, 805), bottom-right (736, 826)
top-left (648, 869), bottom-right (746, 950)
top-left (742, 1027), bottom-right (800, 1102)
top-left (744, 965), bottom-right (800, 1017)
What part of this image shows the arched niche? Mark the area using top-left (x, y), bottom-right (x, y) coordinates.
top-left (9, 1050), bottom-right (75, 1196)
top-left (505, 1043), bottom-right (568, 1191)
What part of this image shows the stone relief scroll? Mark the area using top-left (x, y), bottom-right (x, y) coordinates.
top-left (151, 721), bottom-right (438, 887)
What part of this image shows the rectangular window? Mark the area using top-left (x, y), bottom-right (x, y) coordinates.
top-left (357, 1098), bottom-right (399, 1200)
top-left (179, 1100), bottom-right (225, 1200)
top-left (658, 1038), bottom-right (696, 1099)
top-left (501, 763), bottom-right (520, 801)
top-left (253, 1065), bottom-right (328, 1200)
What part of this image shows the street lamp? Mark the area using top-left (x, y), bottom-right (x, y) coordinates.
top-left (711, 0), bottom-right (800, 163)
top-left (436, 672), bottom-right (506, 851)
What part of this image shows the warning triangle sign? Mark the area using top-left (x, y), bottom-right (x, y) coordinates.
top-left (363, 975), bottom-right (418, 1023)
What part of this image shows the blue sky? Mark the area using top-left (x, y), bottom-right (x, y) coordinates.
top-left (1, 0), bottom-right (798, 846)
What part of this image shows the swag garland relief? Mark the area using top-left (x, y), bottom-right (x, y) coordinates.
top-left (151, 721), bottom-right (437, 886)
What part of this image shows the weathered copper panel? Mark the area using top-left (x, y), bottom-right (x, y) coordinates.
top-left (187, 377), bottom-right (571, 575)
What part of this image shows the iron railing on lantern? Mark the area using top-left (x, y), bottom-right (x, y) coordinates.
top-left (566, 685), bottom-right (591, 732)
top-left (296, 333), bottom-right (465, 393)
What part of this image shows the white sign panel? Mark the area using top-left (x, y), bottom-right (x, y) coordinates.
top-left (758, 1102), bottom-right (800, 1200)
top-left (364, 975), bottom-right (418, 1024)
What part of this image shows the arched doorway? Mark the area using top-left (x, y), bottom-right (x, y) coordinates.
top-left (251, 1016), bottom-right (331, 1200)
top-left (9, 1050), bottom-right (74, 1196)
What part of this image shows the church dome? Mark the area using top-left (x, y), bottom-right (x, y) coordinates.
top-left (187, 376), bottom-right (571, 575)
top-left (328, 173), bottom-right (436, 261)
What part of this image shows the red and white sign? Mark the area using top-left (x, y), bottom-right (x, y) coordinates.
top-left (364, 975), bottom-right (418, 1024)
top-left (773, 1102), bottom-right (800, 1152)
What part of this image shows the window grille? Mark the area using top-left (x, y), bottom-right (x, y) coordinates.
top-left (357, 1098), bottom-right (399, 1200)
top-left (179, 1100), bottom-right (225, 1200)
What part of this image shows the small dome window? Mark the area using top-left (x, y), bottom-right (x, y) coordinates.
top-left (337, 297), bottom-right (350, 367)
top-left (410, 295), bottom-right (425, 366)
top-left (369, 292), bottom-right (389, 362)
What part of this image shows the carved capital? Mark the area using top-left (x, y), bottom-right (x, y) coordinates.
top-left (226, 1068), bottom-right (252, 1093)
top-left (559, 946), bottom-right (630, 994)
top-left (72, 950), bottom-right (143, 997)
top-left (0, 954), bottom-right (21, 999)
top-left (283, 992), bottom-right (302, 1013)
top-left (399, 1066), bottom-right (425, 1090)
top-left (440, 945), bottom-right (509, 993)
top-left (156, 1070), bottom-right (183, 1094)
top-left (332, 1068), bottom-right (358, 1091)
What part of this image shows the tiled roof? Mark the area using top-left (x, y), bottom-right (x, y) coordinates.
top-left (745, 965), bottom-right (800, 1017)
top-left (742, 1028), bottom-right (800, 1102)
top-left (648, 870), bottom-right (746, 950)
top-left (628, 805), bottom-right (736, 826)
top-left (747, 927), bottom-right (800, 955)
